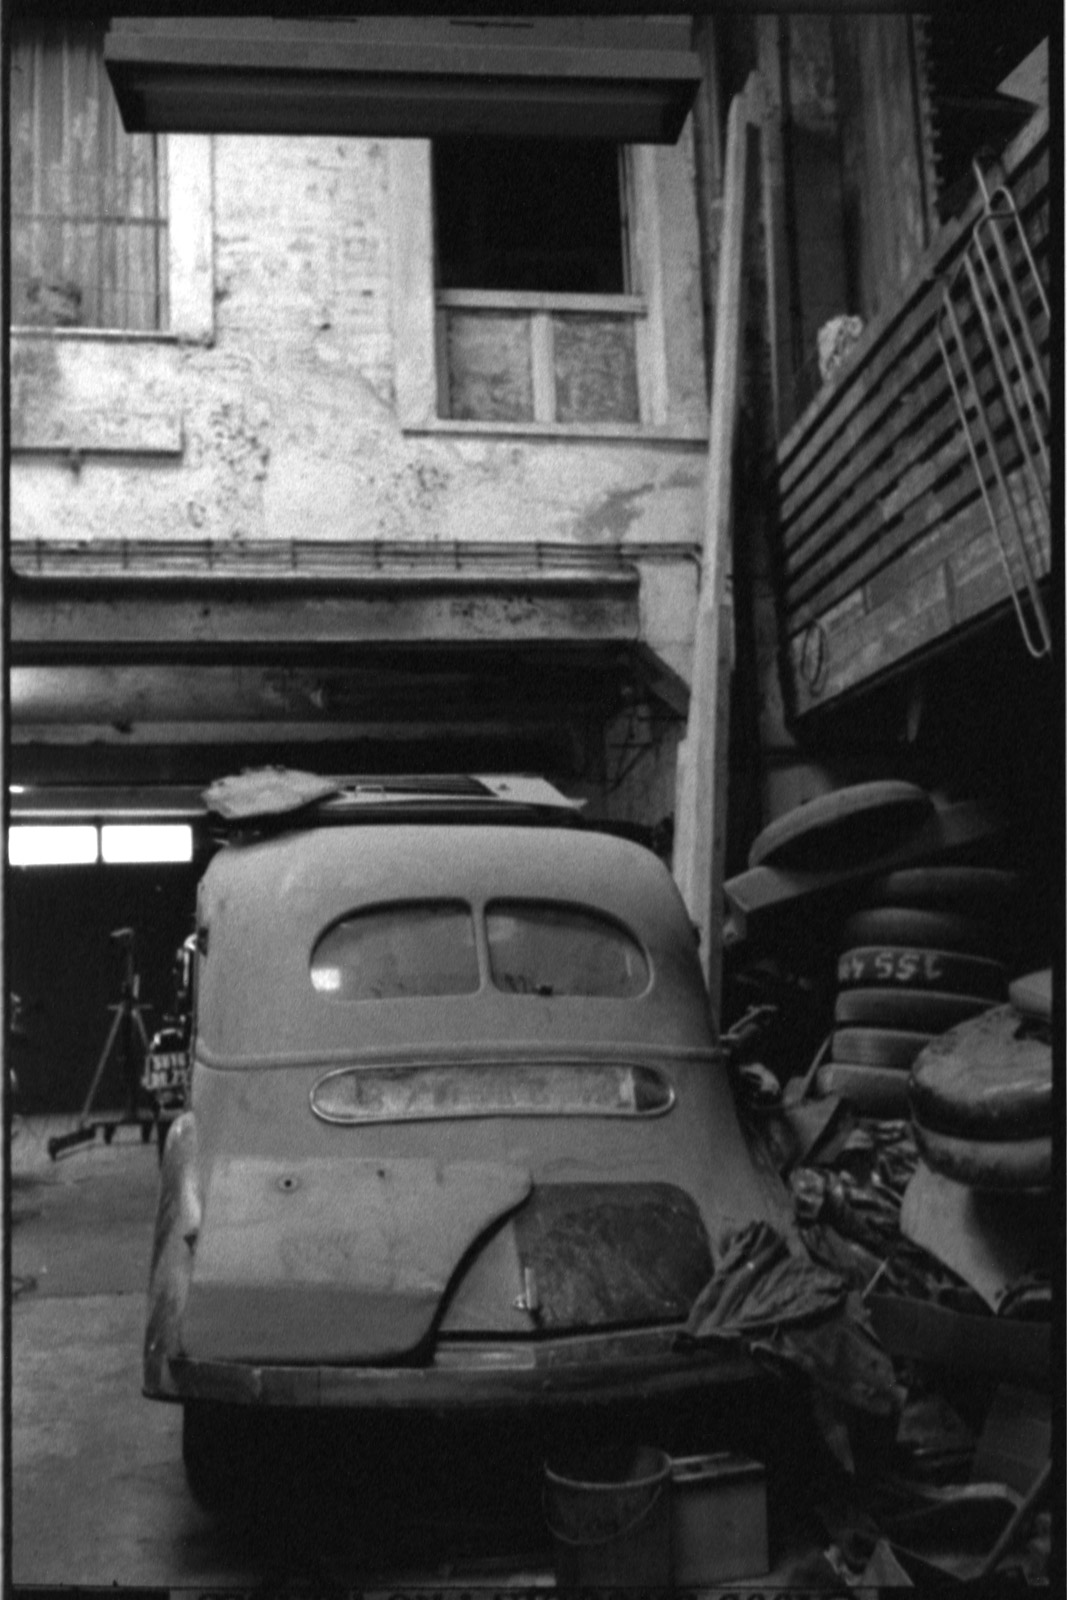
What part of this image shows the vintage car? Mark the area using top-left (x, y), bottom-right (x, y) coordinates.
top-left (143, 774), bottom-right (778, 1508)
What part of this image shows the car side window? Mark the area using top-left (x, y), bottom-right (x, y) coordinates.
top-left (485, 901), bottom-right (650, 997)
top-left (310, 901), bottom-right (480, 999)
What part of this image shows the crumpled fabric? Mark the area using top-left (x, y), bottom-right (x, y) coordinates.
top-left (203, 767), bottom-right (342, 820)
top-left (679, 1222), bottom-right (905, 1472)
top-left (681, 1220), bottom-right (847, 1338)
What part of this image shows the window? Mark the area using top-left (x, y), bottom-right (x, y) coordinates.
top-left (310, 902), bottom-right (480, 1000)
top-left (486, 902), bottom-right (650, 997)
top-left (10, 15), bottom-right (168, 331)
top-left (432, 135), bottom-right (646, 425)
top-left (310, 1062), bottom-right (675, 1124)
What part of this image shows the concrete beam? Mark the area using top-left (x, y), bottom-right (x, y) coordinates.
top-left (11, 586), bottom-right (640, 662)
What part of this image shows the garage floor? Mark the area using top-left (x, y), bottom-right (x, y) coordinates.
top-left (12, 1113), bottom-right (848, 1592)
top-left (10, 1116), bottom-right (564, 1590)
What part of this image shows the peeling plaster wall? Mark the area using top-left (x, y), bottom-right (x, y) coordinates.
top-left (10, 129), bottom-right (709, 685)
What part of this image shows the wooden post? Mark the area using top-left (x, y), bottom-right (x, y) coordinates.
top-left (674, 76), bottom-right (759, 1029)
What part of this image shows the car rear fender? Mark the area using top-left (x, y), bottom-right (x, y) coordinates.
top-left (143, 1111), bottom-right (202, 1398)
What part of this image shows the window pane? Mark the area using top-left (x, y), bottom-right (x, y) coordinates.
top-left (311, 902), bottom-right (480, 1000)
top-left (445, 310), bottom-right (534, 421)
top-left (486, 902), bottom-right (649, 997)
top-left (554, 314), bottom-right (639, 423)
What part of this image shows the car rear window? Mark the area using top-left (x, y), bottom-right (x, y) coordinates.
top-left (485, 901), bottom-right (649, 997)
top-left (310, 901), bottom-right (480, 999)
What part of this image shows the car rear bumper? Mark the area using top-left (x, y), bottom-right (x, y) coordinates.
top-left (155, 1327), bottom-right (754, 1411)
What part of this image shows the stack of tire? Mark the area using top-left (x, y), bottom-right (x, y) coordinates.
top-left (817, 866), bottom-right (1018, 1118)
top-left (906, 969), bottom-right (1052, 1191)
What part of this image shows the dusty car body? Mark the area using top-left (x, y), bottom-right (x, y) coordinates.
top-left (143, 782), bottom-right (778, 1501)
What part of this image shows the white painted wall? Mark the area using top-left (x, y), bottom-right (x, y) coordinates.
top-left (10, 127), bottom-right (709, 693)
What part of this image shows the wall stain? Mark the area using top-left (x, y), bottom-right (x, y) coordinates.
top-left (575, 483), bottom-right (655, 542)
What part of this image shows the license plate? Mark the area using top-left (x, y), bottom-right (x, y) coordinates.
top-left (143, 1051), bottom-right (189, 1092)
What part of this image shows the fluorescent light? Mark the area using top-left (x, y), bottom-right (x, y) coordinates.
top-left (101, 824), bottom-right (193, 864)
top-left (9, 825), bottom-right (99, 867)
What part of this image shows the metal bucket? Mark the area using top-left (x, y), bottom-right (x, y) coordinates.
top-left (543, 1445), bottom-right (672, 1588)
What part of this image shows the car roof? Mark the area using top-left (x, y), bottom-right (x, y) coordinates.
top-left (195, 823), bottom-right (712, 1062)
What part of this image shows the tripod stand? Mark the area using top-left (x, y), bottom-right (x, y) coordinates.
top-left (48, 927), bottom-right (155, 1159)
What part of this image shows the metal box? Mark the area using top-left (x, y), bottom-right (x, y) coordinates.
top-left (670, 1452), bottom-right (769, 1584)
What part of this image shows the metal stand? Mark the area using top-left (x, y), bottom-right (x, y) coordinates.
top-left (48, 928), bottom-right (154, 1160)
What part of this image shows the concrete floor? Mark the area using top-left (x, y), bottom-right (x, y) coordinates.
top-left (11, 1115), bottom-right (562, 1589)
top-left (11, 1113), bottom-right (837, 1592)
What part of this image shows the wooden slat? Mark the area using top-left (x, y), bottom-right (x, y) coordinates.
top-left (772, 107), bottom-right (1049, 710)
top-left (777, 220), bottom-right (1048, 556)
top-left (777, 174), bottom-right (1048, 534)
top-left (775, 110), bottom-right (1048, 495)
top-left (787, 468), bottom-right (1050, 716)
top-left (782, 341), bottom-right (1050, 621)
top-left (673, 77), bottom-right (759, 1018)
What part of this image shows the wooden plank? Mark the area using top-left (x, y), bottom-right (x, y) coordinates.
top-left (788, 514), bottom-right (1050, 715)
top-left (775, 106), bottom-right (1049, 483)
top-left (779, 269), bottom-right (1051, 618)
top-left (775, 113), bottom-right (1048, 492)
top-left (777, 203), bottom-right (1048, 536)
top-left (784, 404), bottom-right (1049, 625)
top-left (673, 77), bottom-right (758, 1019)
top-left (777, 231), bottom-right (1049, 550)
top-left (863, 478), bottom-right (1048, 613)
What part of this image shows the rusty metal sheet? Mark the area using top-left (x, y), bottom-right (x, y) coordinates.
top-left (180, 1155), bottom-right (532, 1363)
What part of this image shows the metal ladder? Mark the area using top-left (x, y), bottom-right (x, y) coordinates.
top-left (937, 162), bottom-right (1052, 660)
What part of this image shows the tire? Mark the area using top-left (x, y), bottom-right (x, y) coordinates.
top-left (1009, 968), bottom-right (1052, 1025)
top-left (815, 1062), bottom-right (910, 1118)
top-left (832, 1026), bottom-right (932, 1070)
top-left (863, 867), bottom-right (1020, 914)
top-left (747, 781), bottom-right (932, 871)
top-left (833, 988), bottom-right (992, 1031)
top-left (182, 1401), bottom-right (260, 1514)
top-left (908, 1005), bottom-right (1052, 1139)
top-left (913, 1123), bottom-right (1052, 1191)
top-left (836, 945), bottom-right (1006, 998)
top-left (839, 907), bottom-right (1000, 959)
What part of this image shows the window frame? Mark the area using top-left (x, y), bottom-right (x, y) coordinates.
top-left (390, 138), bottom-right (699, 440)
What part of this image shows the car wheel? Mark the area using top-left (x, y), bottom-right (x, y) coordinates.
top-left (182, 1401), bottom-right (257, 1513)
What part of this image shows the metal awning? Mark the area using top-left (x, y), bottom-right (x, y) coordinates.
top-left (104, 16), bottom-right (701, 141)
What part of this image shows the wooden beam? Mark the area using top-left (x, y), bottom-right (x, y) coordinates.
top-left (673, 77), bottom-right (759, 1025)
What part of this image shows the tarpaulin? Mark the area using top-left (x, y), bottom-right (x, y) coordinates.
top-left (679, 1221), bottom-right (904, 1471)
